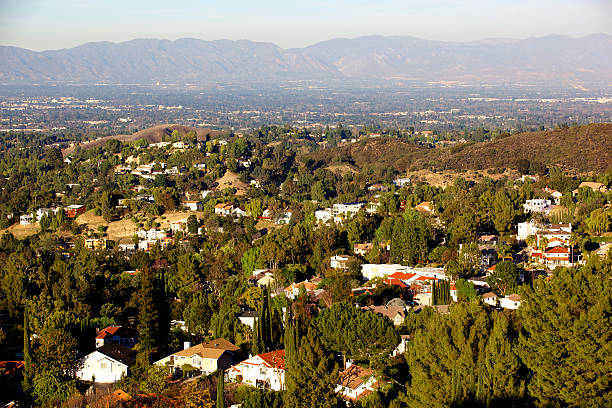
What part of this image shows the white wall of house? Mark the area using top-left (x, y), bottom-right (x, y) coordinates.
top-left (77, 352), bottom-right (128, 383)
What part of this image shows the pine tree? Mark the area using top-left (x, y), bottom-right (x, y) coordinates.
top-left (136, 268), bottom-right (160, 365)
top-left (283, 328), bottom-right (340, 408)
top-left (216, 370), bottom-right (225, 408)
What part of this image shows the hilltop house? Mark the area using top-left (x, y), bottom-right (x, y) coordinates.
top-left (154, 338), bottom-right (239, 376)
top-left (64, 204), bottom-right (86, 218)
top-left (226, 350), bottom-right (285, 391)
top-left (499, 294), bottom-right (522, 310)
top-left (95, 326), bottom-right (139, 349)
top-left (214, 203), bottom-right (234, 216)
top-left (523, 199), bottom-right (553, 214)
top-left (361, 305), bottom-right (407, 326)
top-left (182, 200), bottom-right (203, 211)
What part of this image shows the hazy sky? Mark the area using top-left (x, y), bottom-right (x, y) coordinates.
top-left (1, 0), bottom-right (610, 51)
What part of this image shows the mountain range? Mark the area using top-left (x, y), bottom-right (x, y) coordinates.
top-left (1, 34), bottom-right (611, 86)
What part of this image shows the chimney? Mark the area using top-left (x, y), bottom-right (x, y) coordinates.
top-left (184, 341), bottom-right (191, 350)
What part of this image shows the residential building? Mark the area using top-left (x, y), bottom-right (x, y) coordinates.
top-left (19, 213), bottom-right (34, 225)
top-left (523, 199), bottom-right (553, 214)
top-left (353, 243), bottom-right (373, 256)
top-left (95, 326), bottom-right (139, 349)
top-left (336, 363), bottom-right (379, 402)
top-left (482, 292), bottom-right (498, 307)
top-left (394, 177), bottom-right (411, 187)
top-left (284, 280), bottom-right (318, 299)
top-left (77, 344), bottom-right (135, 383)
top-left (414, 201), bottom-right (433, 214)
top-left (577, 181), bottom-right (608, 193)
top-left (499, 294), bottom-right (522, 310)
top-left (170, 218), bottom-right (189, 232)
top-left (64, 204), bottom-right (86, 218)
top-left (237, 310), bottom-right (258, 330)
top-left (226, 350), bottom-right (285, 391)
top-left (330, 255), bottom-right (351, 270)
top-left (85, 238), bottom-right (108, 251)
top-left (182, 201), bottom-right (203, 211)
top-left (361, 305), bottom-right (407, 326)
top-left (155, 338), bottom-right (239, 376)
top-left (214, 203), bottom-right (233, 216)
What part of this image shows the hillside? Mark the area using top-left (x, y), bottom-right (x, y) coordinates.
top-left (2, 34), bottom-right (611, 86)
top-left (309, 124), bottom-right (612, 175)
top-left (62, 124), bottom-right (223, 156)
top-left (415, 123), bottom-right (612, 174)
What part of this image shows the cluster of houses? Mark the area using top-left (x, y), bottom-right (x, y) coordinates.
top-left (19, 204), bottom-right (85, 225)
top-left (75, 325), bottom-right (381, 402)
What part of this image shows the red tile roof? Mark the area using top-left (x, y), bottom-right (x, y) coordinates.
top-left (258, 350), bottom-right (285, 370)
top-left (546, 246), bottom-right (570, 254)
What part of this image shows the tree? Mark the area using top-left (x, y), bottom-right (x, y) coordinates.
top-left (487, 261), bottom-right (519, 295)
top-left (136, 268), bottom-right (161, 364)
top-left (284, 328), bottom-right (341, 408)
top-left (22, 303), bottom-right (33, 395)
top-left (518, 259), bottom-right (611, 407)
top-left (187, 214), bottom-right (199, 234)
top-left (455, 278), bottom-right (478, 302)
top-left (216, 370), bottom-right (225, 408)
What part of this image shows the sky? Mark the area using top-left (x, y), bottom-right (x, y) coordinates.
top-left (0, 0), bottom-right (610, 51)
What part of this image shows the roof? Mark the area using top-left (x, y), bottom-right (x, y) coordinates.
top-left (546, 246), bottom-right (570, 254)
top-left (388, 272), bottom-right (416, 280)
top-left (507, 294), bottom-right (522, 302)
top-left (238, 310), bottom-right (258, 318)
top-left (95, 326), bottom-right (138, 340)
top-left (361, 305), bottom-right (406, 320)
top-left (482, 292), bottom-right (498, 299)
top-left (339, 364), bottom-right (374, 389)
top-left (258, 350), bottom-right (285, 370)
top-left (579, 181), bottom-right (605, 189)
top-left (173, 338), bottom-right (239, 359)
top-left (384, 278), bottom-right (408, 288)
top-left (285, 281), bottom-right (318, 292)
top-left (97, 344), bottom-right (136, 366)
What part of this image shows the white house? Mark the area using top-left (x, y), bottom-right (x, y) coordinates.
top-left (95, 326), bottom-right (138, 349)
top-left (482, 292), bottom-right (498, 307)
top-left (20, 213), bottom-right (34, 225)
top-left (215, 203), bottom-right (233, 216)
top-left (237, 310), bottom-right (258, 330)
top-left (182, 201), bottom-right (203, 211)
top-left (77, 344), bottom-right (135, 383)
top-left (335, 363), bottom-right (380, 402)
top-left (226, 350), bottom-right (285, 391)
top-left (523, 199), bottom-right (553, 214)
top-left (330, 255), bottom-right (350, 270)
top-left (499, 294), bottom-right (522, 310)
top-left (394, 177), bottom-right (411, 188)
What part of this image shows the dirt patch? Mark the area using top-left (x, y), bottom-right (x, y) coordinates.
top-left (0, 223), bottom-right (41, 239)
top-left (324, 163), bottom-right (359, 175)
top-left (214, 171), bottom-right (248, 195)
top-left (408, 168), bottom-right (517, 188)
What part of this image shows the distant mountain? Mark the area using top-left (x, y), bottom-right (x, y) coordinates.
top-left (1, 35), bottom-right (611, 86)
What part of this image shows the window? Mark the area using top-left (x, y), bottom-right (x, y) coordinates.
top-left (100, 361), bottom-right (108, 369)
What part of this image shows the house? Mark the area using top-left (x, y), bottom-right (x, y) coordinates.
top-left (170, 218), bottom-right (189, 232)
top-left (214, 203), bottom-right (233, 216)
top-left (335, 363), bottom-right (380, 402)
top-left (314, 209), bottom-right (333, 224)
top-left (237, 310), bottom-right (258, 330)
top-left (95, 326), bottom-right (139, 349)
top-left (353, 243), bottom-right (373, 256)
top-left (482, 292), bottom-right (499, 307)
top-left (330, 255), bottom-right (351, 270)
top-left (274, 211), bottom-right (292, 225)
top-left (367, 184), bottom-right (388, 192)
top-left (155, 338), bottom-right (239, 376)
top-left (85, 238), bottom-right (108, 251)
top-left (414, 201), bottom-right (433, 214)
top-left (478, 234), bottom-right (499, 247)
top-left (35, 207), bottom-right (59, 221)
top-left (360, 264), bottom-right (446, 281)
top-left (284, 280), bottom-right (318, 299)
top-left (577, 181), bottom-right (608, 193)
top-left (394, 177), bottom-right (411, 187)
top-left (361, 305), bottom-right (407, 326)
top-left (391, 335), bottom-right (411, 356)
top-left (232, 207), bottom-right (248, 217)
top-left (77, 344), bottom-right (135, 383)
top-left (19, 213), bottom-right (34, 225)
top-left (523, 199), bottom-right (553, 214)
top-left (182, 201), bottom-right (203, 211)
top-left (226, 350), bottom-right (285, 391)
top-left (64, 204), bottom-right (86, 218)
top-left (499, 294), bottom-right (522, 310)
top-left (544, 188), bottom-right (563, 205)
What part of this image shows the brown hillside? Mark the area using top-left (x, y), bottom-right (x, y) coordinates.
top-left (62, 124), bottom-right (224, 156)
top-left (415, 123), bottom-right (612, 174)
top-left (308, 124), bottom-right (612, 175)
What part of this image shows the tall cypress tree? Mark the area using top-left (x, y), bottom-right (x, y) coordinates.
top-left (216, 370), bottom-right (225, 408)
top-left (136, 267), bottom-right (160, 365)
top-left (22, 302), bottom-right (33, 395)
